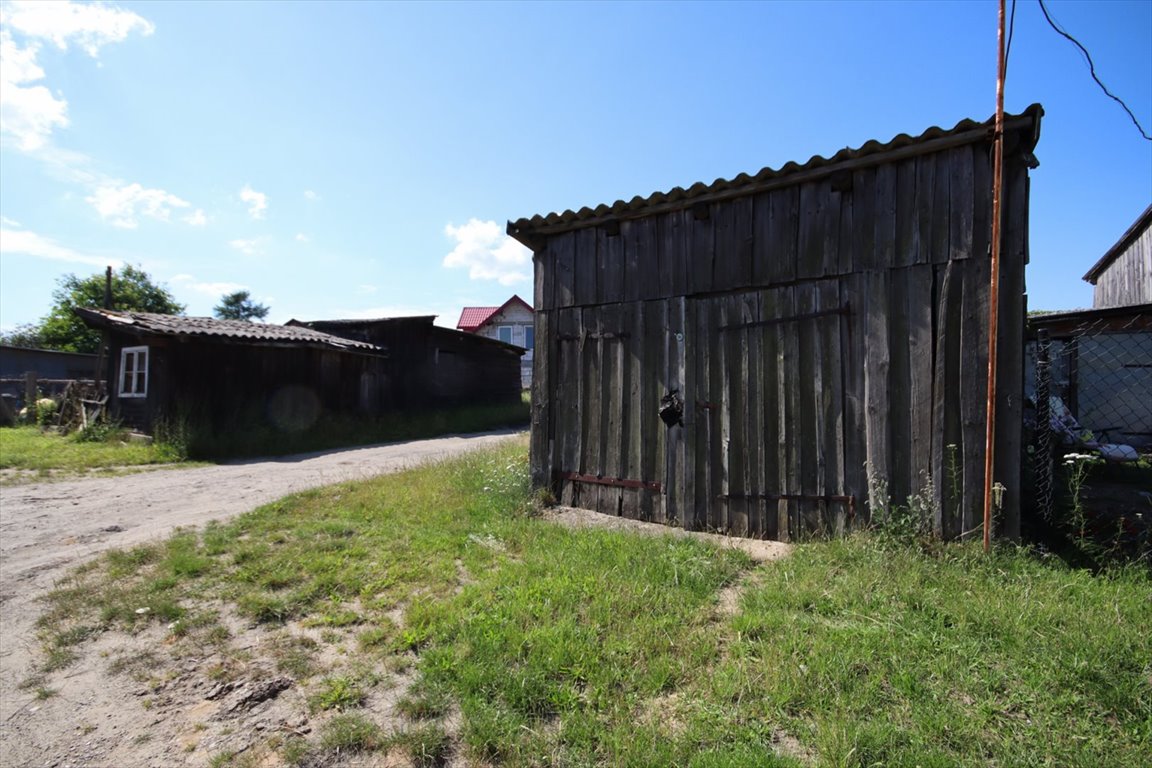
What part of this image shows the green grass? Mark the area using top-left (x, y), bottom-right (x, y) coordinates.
top-left (720, 539), bottom-right (1151, 766)
top-left (34, 437), bottom-right (1151, 766)
top-left (1, 392), bottom-right (529, 477)
top-left (0, 425), bottom-right (185, 478)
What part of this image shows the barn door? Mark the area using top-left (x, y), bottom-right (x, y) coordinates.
top-left (687, 282), bottom-right (852, 540)
top-left (551, 303), bottom-right (668, 521)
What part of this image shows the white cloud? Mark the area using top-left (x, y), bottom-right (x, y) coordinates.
top-left (0, 30), bottom-right (68, 150)
top-left (0, 225), bottom-right (120, 267)
top-left (26, 147), bottom-right (200, 230)
top-left (240, 185), bottom-right (267, 219)
top-left (303, 189), bottom-right (319, 201)
top-left (0, 29), bottom-right (44, 83)
top-left (356, 284), bottom-right (377, 295)
top-left (294, 232), bottom-right (309, 242)
top-left (0, 0), bottom-right (155, 57)
top-left (85, 182), bottom-right (191, 228)
top-left (229, 237), bottom-right (263, 256)
top-left (0, 215), bottom-right (21, 227)
top-left (171, 274), bottom-right (245, 297)
top-left (23, 142), bottom-right (101, 185)
top-left (0, 2), bottom-right (153, 150)
top-left (442, 218), bottom-right (531, 286)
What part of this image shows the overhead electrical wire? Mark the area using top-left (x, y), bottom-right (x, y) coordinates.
top-left (1004, 0), bottom-right (1017, 78)
top-left (1036, 0), bottom-right (1152, 142)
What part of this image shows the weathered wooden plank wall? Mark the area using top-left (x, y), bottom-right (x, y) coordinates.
top-left (529, 131), bottom-right (1034, 541)
top-left (1092, 219), bottom-right (1151, 309)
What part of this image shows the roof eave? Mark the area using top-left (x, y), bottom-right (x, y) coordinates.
top-left (509, 105), bottom-right (1044, 245)
top-left (74, 308), bottom-right (385, 355)
top-left (1081, 203), bottom-right (1152, 284)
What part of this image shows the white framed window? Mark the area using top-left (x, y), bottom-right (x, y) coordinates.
top-left (497, 325), bottom-right (513, 344)
top-left (119, 346), bottom-right (149, 398)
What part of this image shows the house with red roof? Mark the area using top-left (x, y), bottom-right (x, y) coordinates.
top-left (456, 295), bottom-right (534, 387)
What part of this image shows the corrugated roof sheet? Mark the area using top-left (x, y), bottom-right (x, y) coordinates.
top-left (508, 104), bottom-right (1044, 242)
top-left (74, 309), bottom-right (382, 352)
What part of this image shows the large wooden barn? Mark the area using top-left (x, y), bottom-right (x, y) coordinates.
top-left (509, 105), bottom-right (1044, 541)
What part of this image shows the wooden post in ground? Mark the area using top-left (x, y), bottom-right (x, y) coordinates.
top-left (24, 371), bottom-right (37, 421)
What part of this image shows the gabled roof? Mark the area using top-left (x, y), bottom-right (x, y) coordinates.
top-left (75, 309), bottom-right (383, 353)
top-left (1082, 203), bottom-right (1152, 284)
top-left (508, 104), bottom-right (1044, 246)
top-left (456, 306), bottom-right (499, 332)
top-left (456, 295), bottom-right (533, 332)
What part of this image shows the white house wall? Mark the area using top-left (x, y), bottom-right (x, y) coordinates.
top-left (477, 304), bottom-right (534, 388)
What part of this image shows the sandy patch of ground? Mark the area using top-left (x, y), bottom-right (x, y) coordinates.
top-left (542, 505), bottom-right (793, 563)
top-left (0, 431), bottom-right (516, 768)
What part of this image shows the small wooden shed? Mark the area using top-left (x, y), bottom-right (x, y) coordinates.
top-left (1082, 203), bottom-right (1152, 309)
top-left (509, 105), bottom-right (1044, 541)
top-left (76, 309), bottom-right (390, 434)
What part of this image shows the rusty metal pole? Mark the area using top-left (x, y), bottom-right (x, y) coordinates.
top-left (983, 0), bottom-right (1007, 552)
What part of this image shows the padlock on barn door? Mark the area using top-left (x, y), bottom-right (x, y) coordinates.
top-left (659, 388), bottom-right (684, 427)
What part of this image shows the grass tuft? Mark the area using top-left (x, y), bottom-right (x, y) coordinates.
top-left (318, 713), bottom-right (384, 752)
top-left (308, 675), bottom-right (367, 713)
top-left (388, 724), bottom-right (452, 767)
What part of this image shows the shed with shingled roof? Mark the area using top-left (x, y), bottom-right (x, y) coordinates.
top-left (76, 308), bottom-right (391, 435)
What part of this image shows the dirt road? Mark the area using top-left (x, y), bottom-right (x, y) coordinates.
top-left (0, 430), bottom-right (518, 766)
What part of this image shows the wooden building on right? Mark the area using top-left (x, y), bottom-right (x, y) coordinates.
top-left (509, 105), bottom-right (1045, 542)
top-left (1082, 203), bottom-right (1151, 309)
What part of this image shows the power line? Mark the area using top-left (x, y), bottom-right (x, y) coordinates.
top-left (1037, 0), bottom-right (1152, 142)
top-left (1004, 0), bottom-right (1017, 79)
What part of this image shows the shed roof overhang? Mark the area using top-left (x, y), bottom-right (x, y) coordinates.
top-left (1081, 203), bottom-right (1152, 284)
top-left (508, 104), bottom-right (1044, 250)
top-left (1027, 302), bottom-right (1152, 336)
top-left (75, 308), bottom-right (388, 357)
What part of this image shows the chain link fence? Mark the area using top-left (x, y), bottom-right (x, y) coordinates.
top-left (1025, 309), bottom-right (1151, 563)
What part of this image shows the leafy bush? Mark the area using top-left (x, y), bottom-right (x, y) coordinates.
top-left (73, 420), bottom-right (127, 444)
top-left (35, 398), bottom-right (57, 427)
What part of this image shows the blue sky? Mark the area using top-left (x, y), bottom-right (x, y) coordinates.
top-left (1, 0), bottom-right (1149, 332)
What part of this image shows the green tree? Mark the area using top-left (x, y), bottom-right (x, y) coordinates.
top-left (38, 265), bottom-right (185, 353)
top-left (0, 323), bottom-right (47, 349)
top-left (214, 290), bottom-right (269, 322)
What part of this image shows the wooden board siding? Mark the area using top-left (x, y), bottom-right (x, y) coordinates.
top-left (528, 126), bottom-right (1036, 542)
top-left (103, 339), bottom-right (387, 434)
top-left (1092, 222), bottom-right (1151, 309)
top-left (102, 321), bottom-right (521, 436)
